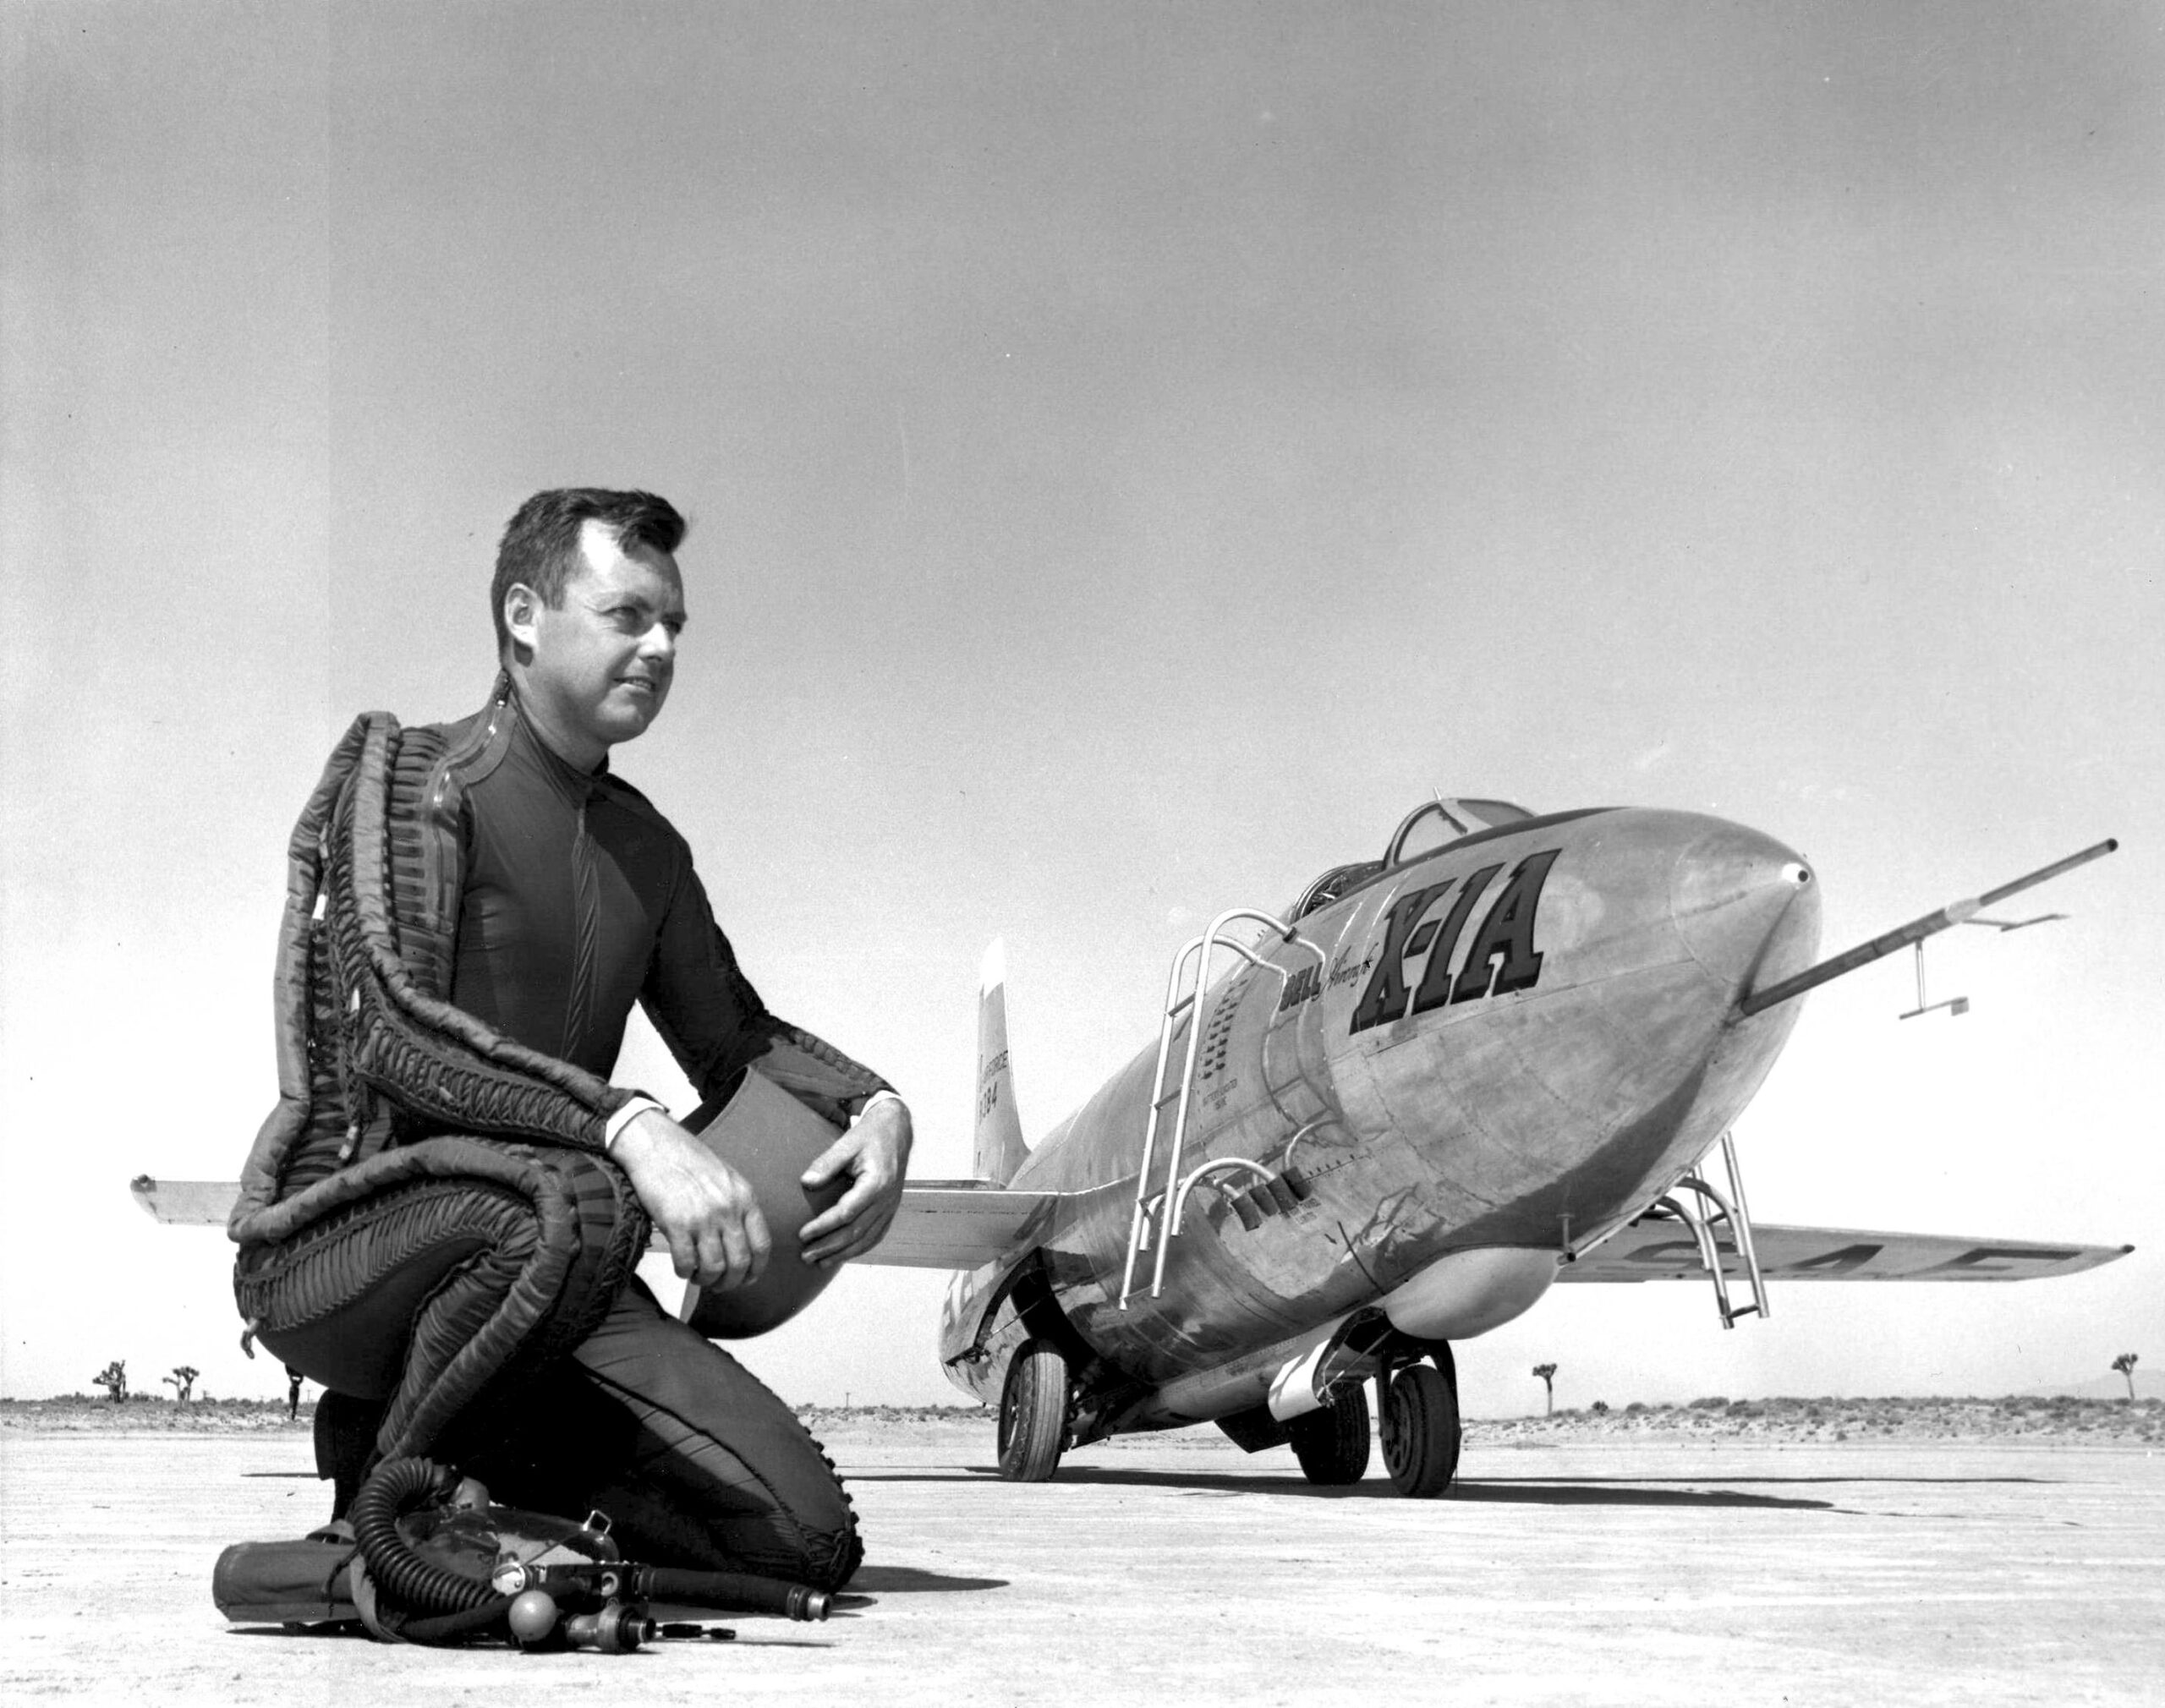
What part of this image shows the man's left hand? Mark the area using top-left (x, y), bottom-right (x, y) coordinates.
top-left (798, 1094), bottom-right (913, 1266)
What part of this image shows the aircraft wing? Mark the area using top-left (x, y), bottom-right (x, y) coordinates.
top-left (1559, 1219), bottom-right (2132, 1284)
top-left (855, 1180), bottom-right (1069, 1269)
top-left (129, 1173), bottom-right (1062, 1272)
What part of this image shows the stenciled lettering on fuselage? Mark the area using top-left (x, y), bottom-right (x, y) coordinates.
top-left (1324, 944), bottom-right (1374, 992)
top-left (1349, 849), bottom-right (1562, 1035)
top-left (1275, 964), bottom-right (1323, 1014)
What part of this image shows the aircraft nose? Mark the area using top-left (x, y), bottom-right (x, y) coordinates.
top-left (1669, 822), bottom-right (1822, 1000)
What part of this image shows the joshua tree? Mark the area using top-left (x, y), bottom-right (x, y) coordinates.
top-left (287, 1366), bottom-right (305, 1421)
top-left (163, 1366), bottom-right (200, 1405)
top-left (1532, 1362), bottom-right (1559, 1415)
top-left (92, 1360), bottom-right (128, 1403)
top-left (2112, 1352), bottom-right (2139, 1401)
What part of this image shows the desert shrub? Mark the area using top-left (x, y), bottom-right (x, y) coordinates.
top-left (1590, 1400), bottom-right (1609, 1414)
top-left (1688, 1395), bottom-right (1729, 1410)
top-left (1624, 1402), bottom-right (1647, 1415)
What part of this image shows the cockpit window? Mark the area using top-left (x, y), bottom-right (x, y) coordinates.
top-left (1289, 797), bottom-right (1538, 921)
top-left (1452, 798), bottom-right (1532, 829)
top-left (1383, 797), bottom-right (1533, 868)
top-left (1293, 861), bottom-right (1386, 921)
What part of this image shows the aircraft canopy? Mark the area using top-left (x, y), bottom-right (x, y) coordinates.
top-left (1384, 797), bottom-right (1535, 865)
top-left (1292, 797), bottom-right (1536, 919)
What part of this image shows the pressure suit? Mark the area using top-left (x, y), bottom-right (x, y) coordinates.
top-left (230, 682), bottom-right (886, 1588)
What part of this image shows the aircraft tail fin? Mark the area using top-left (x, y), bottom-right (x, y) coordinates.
top-left (974, 939), bottom-right (1030, 1185)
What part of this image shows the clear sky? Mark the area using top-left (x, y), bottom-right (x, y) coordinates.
top-left (4, 3), bottom-right (2160, 1417)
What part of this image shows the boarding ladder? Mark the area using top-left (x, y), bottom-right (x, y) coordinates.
top-left (1117, 909), bottom-right (1327, 1307)
top-left (1646, 1131), bottom-right (1770, 1328)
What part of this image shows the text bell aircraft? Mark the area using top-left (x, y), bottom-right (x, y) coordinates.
top-left (135, 799), bottom-right (2126, 1497)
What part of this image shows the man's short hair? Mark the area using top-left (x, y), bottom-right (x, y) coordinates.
top-left (491, 488), bottom-right (688, 655)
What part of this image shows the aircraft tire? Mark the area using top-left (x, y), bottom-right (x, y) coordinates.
top-left (996, 1339), bottom-right (1068, 1482)
top-left (1288, 1384), bottom-right (1371, 1485)
top-left (1379, 1362), bottom-right (1461, 1497)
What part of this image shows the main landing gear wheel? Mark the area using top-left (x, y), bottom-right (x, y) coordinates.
top-left (996, 1338), bottom-right (1070, 1482)
top-left (1378, 1360), bottom-right (1461, 1497)
top-left (1289, 1383), bottom-right (1371, 1486)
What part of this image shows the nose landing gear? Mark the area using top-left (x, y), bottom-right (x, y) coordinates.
top-left (1287, 1382), bottom-right (1371, 1485)
top-left (1281, 1338), bottom-right (1462, 1496)
top-left (1377, 1343), bottom-right (1461, 1497)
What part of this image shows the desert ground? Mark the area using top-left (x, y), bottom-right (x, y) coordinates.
top-left (4, 1398), bottom-right (2161, 1705)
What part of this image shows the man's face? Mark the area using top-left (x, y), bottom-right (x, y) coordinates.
top-left (508, 520), bottom-right (687, 764)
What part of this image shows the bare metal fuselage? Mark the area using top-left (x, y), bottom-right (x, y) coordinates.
top-left (938, 807), bottom-right (1821, 1434)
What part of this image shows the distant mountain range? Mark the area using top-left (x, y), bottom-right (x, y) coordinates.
top-left (2027, 1370), bottom-right (2159, 1401)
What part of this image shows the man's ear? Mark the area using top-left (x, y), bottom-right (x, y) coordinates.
top-left (503, 583), bottom-right (543, 658)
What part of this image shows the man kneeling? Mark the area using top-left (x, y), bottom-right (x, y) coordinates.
top-left (228, 488), bottom-right (909, 1590)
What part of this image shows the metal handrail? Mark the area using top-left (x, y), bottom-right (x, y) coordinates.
top-left (1169, 1158), bottom-right (1278, 1236)
top-left (1280, 1115), bottom-right (1353, 1177)
top-left (1648, 1190), bottom-right (1736, 1324)
top-left (1118, 943), bottom-right (1217, 1305)
top-left (1655, 1139), bottom-right (1768, 1329)
top-left (1119, 907), bottom-right (1324, 1306)
top-left (1714, 1131), bottom-right (1768, 1319)
top-left (1148, 911), bottom-right (1323, 1300)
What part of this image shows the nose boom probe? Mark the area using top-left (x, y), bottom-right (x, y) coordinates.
top-left (1737, 839), bottom-right (2118, 1018)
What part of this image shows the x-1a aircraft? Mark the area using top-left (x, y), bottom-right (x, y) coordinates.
top-left (134, 799), bottom-right (2126, 1497)
top-left (843, 800), bottom-right (2125, 1494)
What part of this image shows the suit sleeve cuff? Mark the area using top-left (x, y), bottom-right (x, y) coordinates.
top-left (604, 1094), bottom-right (667, 1151)
top-left (851, 1088), bottom-right (904, 1125)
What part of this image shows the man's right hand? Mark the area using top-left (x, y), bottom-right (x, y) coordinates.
top-left (610, 1109), bottom-right (770, 1293)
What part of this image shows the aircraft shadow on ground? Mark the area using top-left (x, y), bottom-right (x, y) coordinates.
top-left (860, 1464), bottom-right (1859, 1510)
top-left (1475, 1473), bottom-right (2051, 1488)
top-left (1446, 1480), bottom-right (1831, 1511)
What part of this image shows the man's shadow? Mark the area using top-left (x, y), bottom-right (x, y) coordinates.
top-left (828, 1563), bottom-right (1010, 1612)
top-left (843, 1564), bottom-right (1010, 1594)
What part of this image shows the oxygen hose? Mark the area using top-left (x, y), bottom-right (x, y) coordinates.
top-left (348, 1456), bottom-right (506, 1620)
top-left (389, 1598), bottom-right (519, 1645)
top-left (347, 1454), bottom-right (831, 1641)
top-left (631, 1567), bottom-right (831, 1622)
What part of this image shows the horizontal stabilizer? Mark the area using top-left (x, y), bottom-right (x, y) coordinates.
top-left (131, 1174), bottom-right (1061, 1273)
top-left (1560, 1219), bottom-right (2131, 1284)
top-left (130, 1176), bottom-right (236, 1226)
